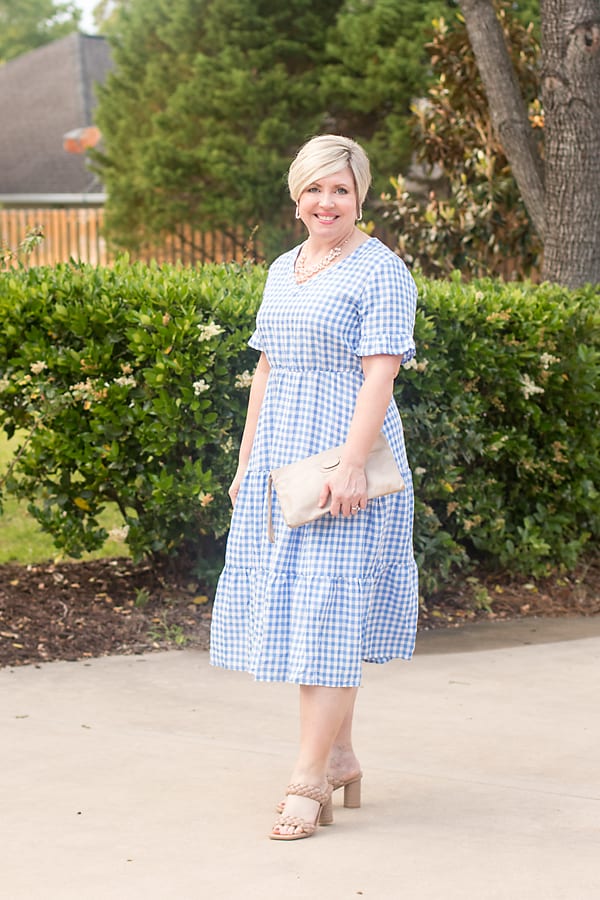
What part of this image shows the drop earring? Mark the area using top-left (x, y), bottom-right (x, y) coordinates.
top-left (295, 203), bottom-right (301, 220)
top-left (357, 206), bottom-right (363, 222)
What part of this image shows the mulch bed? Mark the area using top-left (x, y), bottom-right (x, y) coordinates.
top-left (1, 556), bottom-right (599, 669)
top-left (0, 558), bottom-right (212, 668)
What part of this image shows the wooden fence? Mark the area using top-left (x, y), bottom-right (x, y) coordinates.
top-left (0, 207), bottom-right (258, 267)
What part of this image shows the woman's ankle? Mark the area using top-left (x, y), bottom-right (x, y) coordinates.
top-left (289, 767), bottom-right (328, 789)
top-left (328, 746), bottom-right (361, 779)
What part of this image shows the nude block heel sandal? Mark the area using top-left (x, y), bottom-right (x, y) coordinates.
top-left (270, 783), bottom-right (334, 841)
top-left (330, 772), bottom-right (362, 809)
top-left (275, 772), bottom-right (362, 814)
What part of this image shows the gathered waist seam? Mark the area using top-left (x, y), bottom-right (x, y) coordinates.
top-left (269, 366), bottom-right (360, 374)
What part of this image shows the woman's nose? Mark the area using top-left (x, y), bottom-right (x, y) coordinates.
top-left (319, 192), bottom-right (335, 207)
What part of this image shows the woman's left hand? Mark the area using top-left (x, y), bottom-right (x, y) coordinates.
top-left (318, 462), bottom-right (368, 518)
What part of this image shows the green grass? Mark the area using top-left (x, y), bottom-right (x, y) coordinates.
top-left (0, 432), bottom-right (129, 565)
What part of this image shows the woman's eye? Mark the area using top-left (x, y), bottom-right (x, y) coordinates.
top-left (336, 188), bottom-right (348, 194)
top-left (307, 186), bottom-right (319, 193)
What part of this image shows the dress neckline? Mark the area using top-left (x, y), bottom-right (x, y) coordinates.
top-left (291, 236), bottom-right (375, 286)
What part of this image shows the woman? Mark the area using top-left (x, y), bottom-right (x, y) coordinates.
top-left (210, 134), bottom-right (418, 841)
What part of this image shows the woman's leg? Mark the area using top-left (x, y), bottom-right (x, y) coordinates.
top-left (327, 686), bottom-right (362, 785)
top-left (272, 684), bottom-right (356, 836)
top-left (296, 685), bottom-right (357, 777)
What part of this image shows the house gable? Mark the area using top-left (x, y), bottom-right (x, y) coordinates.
top-left (0, 32), bottom-right (112, 197)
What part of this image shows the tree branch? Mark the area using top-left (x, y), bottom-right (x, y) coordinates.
top-left (458, 0), bottom-right (546, 238)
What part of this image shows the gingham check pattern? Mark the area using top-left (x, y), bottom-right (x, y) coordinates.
top-left (210, 238), bottom-right (419, 686)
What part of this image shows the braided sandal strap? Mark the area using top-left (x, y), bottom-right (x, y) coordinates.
top-left (328, 771), bottom-right (362, 790)
top-left (285, 782), bottom-right (331, 806)
top-left (274, 814), bottom-right (317, 836)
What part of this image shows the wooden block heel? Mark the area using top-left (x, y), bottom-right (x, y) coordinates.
top-left (319, 792), bottom-right (334, 825)
top-left (341, 775), bottom-right (362, 808)
top-left (329, 772), bottom-right (362, 808)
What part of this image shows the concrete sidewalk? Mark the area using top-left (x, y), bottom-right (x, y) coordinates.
top-left (1, 617), bottom-right (599, 900)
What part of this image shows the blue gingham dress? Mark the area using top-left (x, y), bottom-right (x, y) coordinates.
top-left (210, 237), bottom-right (419, 687)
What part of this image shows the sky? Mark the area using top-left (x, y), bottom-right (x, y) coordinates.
top-left (74, 0), bottom-right (99, 34)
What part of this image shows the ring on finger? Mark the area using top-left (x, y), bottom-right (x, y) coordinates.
top-left (351, 505), bottom-right (359, 513)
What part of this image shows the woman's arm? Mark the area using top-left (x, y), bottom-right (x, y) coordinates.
top-left (229, 351), bottom-right (271, 506)
top-left (318, 354), bottom-right (400, 518)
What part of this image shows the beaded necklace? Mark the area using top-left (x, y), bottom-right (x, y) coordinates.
top-left (294, 233), bottom-right (353, 283)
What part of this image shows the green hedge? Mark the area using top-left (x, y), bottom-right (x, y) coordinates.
top-left (0, 260), bottom-right (263, 563)
top-left (401, 274), bottom-right (599, 591)
top-left (0, 260), bottom-right (598, 595)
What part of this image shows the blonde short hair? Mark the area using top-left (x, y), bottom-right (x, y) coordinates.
top-left (288, 134), bottom-right (371, 215)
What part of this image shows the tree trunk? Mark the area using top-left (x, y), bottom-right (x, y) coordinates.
top-left (458, 0), bottom-right (546, 238)
top-left (541, 0), bottom-right (600, 287)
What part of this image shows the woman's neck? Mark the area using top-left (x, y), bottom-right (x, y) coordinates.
top-left (302, 227), bottom-right (357, 259)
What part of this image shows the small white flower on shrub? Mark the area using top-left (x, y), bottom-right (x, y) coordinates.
top-left (30, 360), bottom-right (48, 374)
top-left (519, 373), bottom-right (545, 399)
top-left (0, 377), bottom-right (10, 392)
top-left (403, 357), bottom-right (428, 373)
top-left (234, 370), bottom-right (253, 389)
top-left (71, 379), bottom-right (93, 397)
top-left (540, 352), bottom-right (560, 369)
top-left (114, 375), bottom-right (137, 388)
top-left (193, 379), bottom-right (209, 395)
top-left (197, 322), bottom-right (224, 341)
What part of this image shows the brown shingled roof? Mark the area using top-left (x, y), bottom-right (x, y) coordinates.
top-left (0, 32), bottom-right (112, 195)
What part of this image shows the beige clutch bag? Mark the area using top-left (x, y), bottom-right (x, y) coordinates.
top-left (267, 432), bottom-right (405, 542)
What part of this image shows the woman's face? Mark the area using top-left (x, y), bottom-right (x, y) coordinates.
top-left (297, 167), bottom-right (358, 241)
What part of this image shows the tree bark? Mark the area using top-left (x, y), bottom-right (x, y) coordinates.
top-left (541, 0), bottom-right (600, 286)
top-left (458, 0), bottom-right (546, 238)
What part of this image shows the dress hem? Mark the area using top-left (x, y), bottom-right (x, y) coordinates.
top-left (209, 650), bottom-right (414, 688)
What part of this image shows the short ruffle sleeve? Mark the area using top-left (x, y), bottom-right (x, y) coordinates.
top-left (247, 254), bottom-right (288, 353)
top-left (248, 328), bottom-right (264, 352)
top-left (355, 253), bottom-right (417, 363)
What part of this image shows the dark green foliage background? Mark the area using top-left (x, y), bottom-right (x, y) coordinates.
top-left (92, 0), bottom-right (475, 259)
top-left (379, 4), bottom-right (542, 281)
top-left (0, 260), bottom-right (597, 596)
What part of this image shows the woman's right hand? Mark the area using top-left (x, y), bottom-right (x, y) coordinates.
top-left (228, 465), bottom-right (247, 507)
top-left (319, 461), bottom-right (368, 518)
